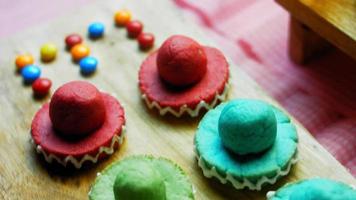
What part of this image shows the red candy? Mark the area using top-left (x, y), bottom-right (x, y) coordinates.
top-left (138, 33), bottom-right (154, 50)
top-left (49, 81), bottom-right (106, 137)
top-left (32, 78), bottom-right (52, 96)
top-left (126, 20), bottom-right (143, 38)
top-left (157, 35), bottom-right (207, 87)
top-left (65, 34), bottom-right (83, 49)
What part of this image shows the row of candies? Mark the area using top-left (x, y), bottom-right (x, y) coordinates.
top-left (14, 9), bottom-right (155, 98)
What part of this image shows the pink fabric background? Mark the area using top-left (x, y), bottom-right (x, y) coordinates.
top-left (1, 0), bottom-right (355, 176)
top-left (0, 0), bottom-right (92, 38)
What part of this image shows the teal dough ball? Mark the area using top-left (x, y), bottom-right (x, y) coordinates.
top-left (113, 159), bottom-right (166, 200)
top-left (218, 99), bottom-right (277, 155)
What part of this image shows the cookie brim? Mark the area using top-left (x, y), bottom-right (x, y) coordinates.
top-left (194, 101), bottom-right (298, 190)
top-left (31, 93), bottom-right (125, 168)
top-left (266, 178), bottom-right (356, 199)
top-left (142, 82), bottom-right (229, 117)
top-left (139, 46), bottom-right (229, 117)
top-left (89, 155), bottom-right (195, 200)
top-left (196, 151), bottom-right (298, 190)
top-left (32, 127), bottom-right (125, 168)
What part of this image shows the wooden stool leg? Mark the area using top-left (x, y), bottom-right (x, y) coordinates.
top-left (288, 17), bottom-right (332, 64)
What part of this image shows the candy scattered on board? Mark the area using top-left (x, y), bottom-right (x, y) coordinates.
top-left (138, 33), bottom-right (155, 50)
top-left (32, 78), bottom-right (52, 97)
top-left (14, 8), bottom-right (156, 99)
top-left (40, 43), bottom-right (57, 62)
top-left (21, 64), bottom-right (41, 83)
top-left (65, 34), bottom-right (83, 49)
top-left (79, 56), bottom-right (98, 75)
top-left (114, 11), bottom-right (154, 50)
top-left (126, 20), bottom-right (143, 38)
top-left (15, 53), bottom-right (50, 97)
top-left (15, 54), bottom-right (34, 71)
top-left (88, 22), bottom-right (105, 39)
top-left (71, 44), bottom-right (90, 61)
top-left (114, 10), bottom-right (132, 26)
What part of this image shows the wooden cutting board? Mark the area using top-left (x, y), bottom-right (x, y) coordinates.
top-left (0, 0), bottom-right (354, 199)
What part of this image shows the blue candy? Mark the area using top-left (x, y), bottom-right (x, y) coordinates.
top-left (88, 22), bottom-right (105, 38)
top-left (79, 57), bottom-right (98, 74)
top-left (21, 65), bottom-right (41, 83)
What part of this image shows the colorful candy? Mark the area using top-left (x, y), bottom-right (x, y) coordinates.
top-left (21, 65), bottom-right (41, 83)
top-left (88, 22), bottom-right (105, 38)
top-left (40, 43), bottom-right (57, 62)
top-left (15, 54), bottom-right (34, 71)
top-left (32, 78), bottom-right (52, 96)
top-left (138, 33), bottom-right (154, 50)
top-left (71, 44), bottom-right (90, 61)
top-left (79, 57), bottom-right (98, 74)
top-left (65, 34), bottom-right (83, 49)
top-left (114, 10), bottom-right (132, 26)
top-left (126, 20), bottom-right (143, 38)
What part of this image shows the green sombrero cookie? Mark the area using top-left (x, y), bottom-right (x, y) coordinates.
top-left (194, 99), bottom-right (298, 190)
top-left (89, 155), bottom-right (194, 200)
top-left (267, 178), bottom-right (356, 200)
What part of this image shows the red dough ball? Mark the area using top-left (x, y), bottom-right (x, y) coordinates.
top-left (32, 78), bottom-right (52, 96)
top-left (65, 34), bottom-right (83, 49)
top-left (157, 35), bottom-right (207, 87)
top-left (49, 81), bottom-right (106, 137)
top-left (138, 33), bottom-right (154, 50)
top-left (126, 20), bottom-right (143, 38)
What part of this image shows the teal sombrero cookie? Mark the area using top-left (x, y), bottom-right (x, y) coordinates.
top-left (267, 178), bottom-right (356, 199)
top-left (89, 155), bottom-right (194, 200)
top-left (194, 99), bottom-right (298, 190)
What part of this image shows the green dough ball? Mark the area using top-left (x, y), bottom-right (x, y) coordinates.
top-left (113, 159), bottom-right (166, 200)
top-left (89, 155), bottom-right (194, 200)
top-left (218, 99), bottom-right (277, 155)
top-left (270, 178), bottom-right (356, 200)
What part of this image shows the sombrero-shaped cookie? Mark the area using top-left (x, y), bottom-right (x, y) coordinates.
top-left (194, 99), bottom-right (298, 190)
top-left (89, 155), bottom-right (195, 200)
top-left (267, 178), bottom-right (356, 199)
top-left (139, 35), bottom-right (229, 117)
top-left (31, 81), bottom-right (125, 168)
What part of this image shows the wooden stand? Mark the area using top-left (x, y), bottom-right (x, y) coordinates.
top-left (289, 17), bottom-right (332, 64)
top-left (277, 0), bottom-right (356, 64)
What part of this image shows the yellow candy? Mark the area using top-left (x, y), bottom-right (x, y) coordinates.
top-left (41, 43), bottom-right (57, 62)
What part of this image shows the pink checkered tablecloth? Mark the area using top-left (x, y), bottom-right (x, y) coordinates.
top-left (0, 0), bottom-right (354, 176)
top-left (174, 0), bottom-right (356, 176)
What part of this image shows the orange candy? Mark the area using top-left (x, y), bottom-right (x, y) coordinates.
top-left (114, 10), bottom-right (132, 26)
top-left (15, 54), bottom-right (34, 71)
top-left (71, 44), bottom-right (90, 61)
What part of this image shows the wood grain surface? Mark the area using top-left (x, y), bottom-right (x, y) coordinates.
top-left (0, 0), bottom-right (355, 199)
top-left (276, 0), bottom-right (356, 61)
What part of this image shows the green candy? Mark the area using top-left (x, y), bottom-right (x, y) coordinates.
top-left (113, 159), bottom-right (166, 200)
top-left (218, 99), bottom-right (277, 155)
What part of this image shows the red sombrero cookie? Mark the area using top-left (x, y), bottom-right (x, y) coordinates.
top-left (31, 81), bottom-right (125, 168)
top-left (139, 35), bottom-right (229, 117)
